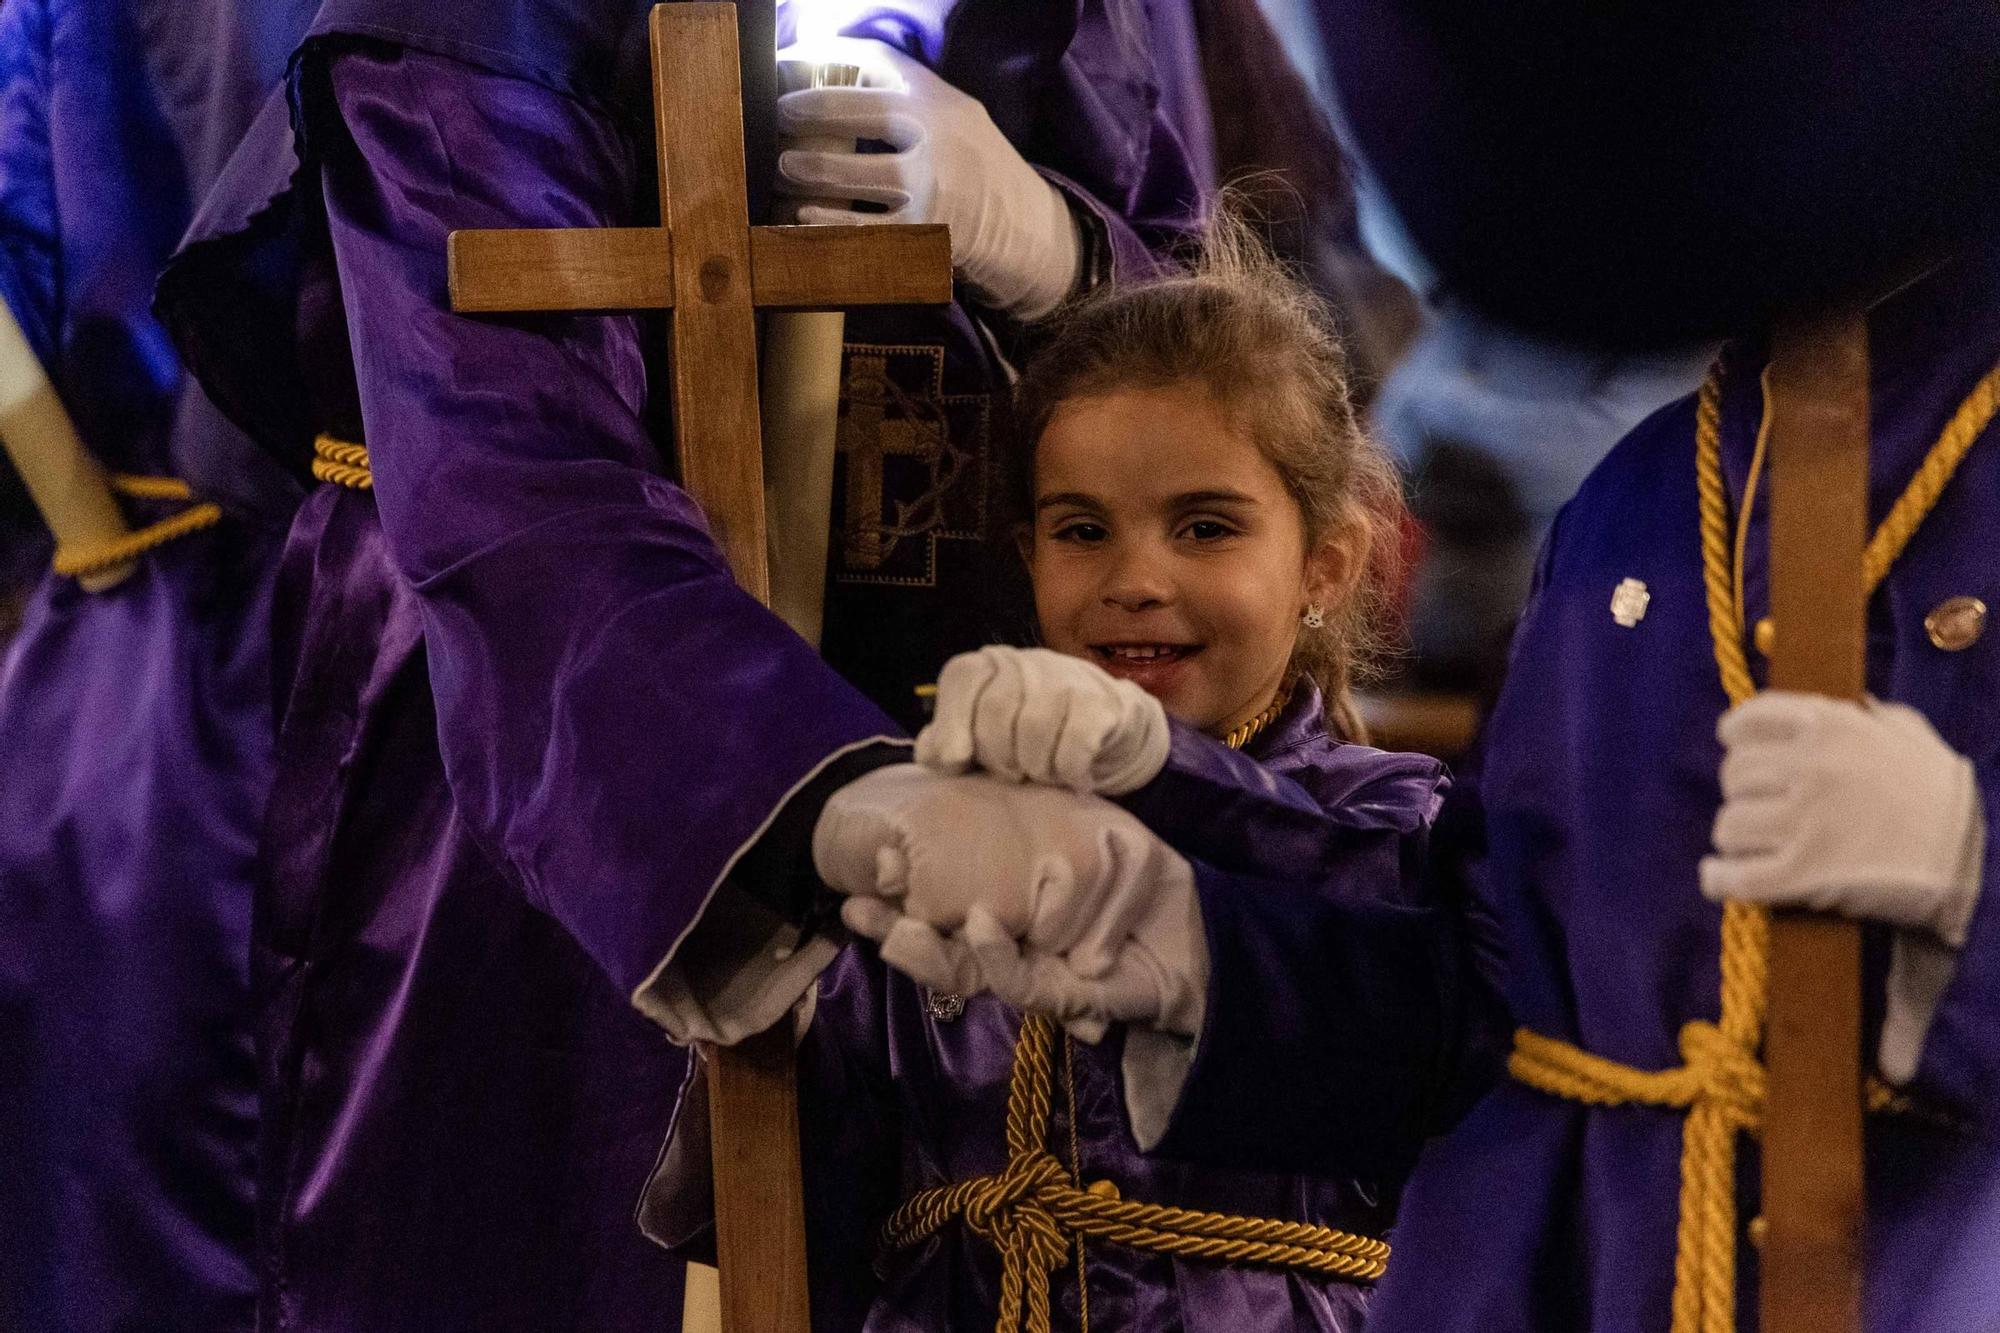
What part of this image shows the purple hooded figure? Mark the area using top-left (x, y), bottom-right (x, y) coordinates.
top-left (154, 0), bottom-right (1217, 1326)
top-left (0, 1), bottom-right (315, 1328)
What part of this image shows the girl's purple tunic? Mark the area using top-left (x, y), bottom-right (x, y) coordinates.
top-left (647, 683), bottom-right (1482, 1331)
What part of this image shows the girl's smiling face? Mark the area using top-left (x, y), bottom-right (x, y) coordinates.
top-left (1028, 382), bottom-right (1350, 737)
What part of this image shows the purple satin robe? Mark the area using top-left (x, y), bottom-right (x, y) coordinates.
top-left (645, 684), bottom-right (1457, 1330)
top-left (0, 1), bottom-right (309, 1327)
top-left (157, 2), bottom-right (1212, 1325)
top-left (1353, 251), bottom-right (2000, 1333)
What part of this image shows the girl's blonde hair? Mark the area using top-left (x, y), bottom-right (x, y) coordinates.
top-left (1011, 211), bottom-right (1405, 725)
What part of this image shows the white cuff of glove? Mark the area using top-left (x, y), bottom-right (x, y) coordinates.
top-left (1880, 928), bottom-right (1960, 1086)
top-left (1879, 809), bottom-right (1986, 1085)
top-left (1123, 1027), bottom-right (1200, 1152)
top-left (916, 645), bottom-right (1172, 796)
top-left (961, 177), bottom-right (1081, 323)
top-left (636, 890), bottom-right (840, 1047)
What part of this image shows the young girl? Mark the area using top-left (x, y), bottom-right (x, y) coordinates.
top-left (643, 226), bottom-right (1496, 1331)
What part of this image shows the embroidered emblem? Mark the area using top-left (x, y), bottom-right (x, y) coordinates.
top-left (833, 343), bottom-right (990, 588)
top-left (925, 990), bottom-right (965, 1023)
top-left (1610, 577), bottom-right (1652, 628)
top-left (1925, 595), bottom-right (1987, 652)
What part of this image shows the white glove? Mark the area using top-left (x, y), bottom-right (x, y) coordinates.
top-left (1700, 692), bottom-right (1988, 1085)
top-left (1699, 692), bottom-right (1985, 944)
top-left (774, 41), bottom-right (1082, 321)
top-left (915, 646), bottom-right (1171, 795)
top-left (814, 765), bottom-right (1207, 1037)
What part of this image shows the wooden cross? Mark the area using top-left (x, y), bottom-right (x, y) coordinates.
top-left (445, 6), bottom-right (950, 1330)
top-left (1761, 314), bottom-right (1869, 1333)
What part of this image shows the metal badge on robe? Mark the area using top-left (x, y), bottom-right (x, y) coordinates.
top-left (1611, 577), bottom-right (1652, 628)
top-left (832, 343), bottom-right (991, 587)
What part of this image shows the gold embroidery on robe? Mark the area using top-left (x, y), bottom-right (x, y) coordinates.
top-left (833, 342), bottom-right (990, 588)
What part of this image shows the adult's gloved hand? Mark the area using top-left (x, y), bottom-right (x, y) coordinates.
top-left (774, 40), bottom-right (1082, 321)
top-left (814, 765), bottom-right (1206, 1038)
top-left (1699, 691), bottom-right (1989, 1085)
top-left (1699, 692), bottom-right (1984, 943)
top-left (915, 646), bottom-right (1171, 796)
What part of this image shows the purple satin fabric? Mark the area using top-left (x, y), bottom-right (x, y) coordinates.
top-left (239, 41), bottom-right (908, 1327)
top-left (646, 687), bottom-right (1442, 1330)
top-left (1366, 251), bottom-right (2000, 1333)
top-left (256, 484), bottom-right (694, 1329)
top-left (0, 533), bottom-right (276, 1333)
top-left (0, 0), bottom-right (309, 1326)
top-left (154, 1), bottom-right (1213, 1322)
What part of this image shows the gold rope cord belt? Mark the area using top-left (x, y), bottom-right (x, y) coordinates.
top-left (51, 475), bottom-right (225, 580)
top-left (57, 433), bottom-right (371, 578)
top-left (883, 1015), bottom-right (1388, 1333)
top-left (311, 435), bottom-right (372, 490)
top-left (1508, 355), bottom-right (2000, 1333)
top-left (881, 686), bottom-right (1388, 1333)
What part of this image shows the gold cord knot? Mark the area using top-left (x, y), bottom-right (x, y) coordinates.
top-left (310, 435), bottom-right (373, 490)
top-left (1675, 1021), bottom-right (1764, 1133)
top-left (961, 1150), bottom-right (1069, 1250)
top-left (883, 1015), bottom-right (1387, 1333)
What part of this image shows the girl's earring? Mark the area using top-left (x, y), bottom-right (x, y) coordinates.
top-left (1302, 604), bottom-right (1326, 630)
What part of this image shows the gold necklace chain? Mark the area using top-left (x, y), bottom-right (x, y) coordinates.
top-left (1223, 680), bottom-right (1295, 752)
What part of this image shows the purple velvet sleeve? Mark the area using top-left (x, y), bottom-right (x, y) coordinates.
top-left (1129, 735), bottom-right (1502, 1177)
top-left (1042, 167), bottom-right (1173, 285)
top-left (1121, 720), bottom-right (1440, 882)
top-left (1151, 847), bottom-right (1498, 1179)
top-left (318, 47), bottom-right (899, 1001)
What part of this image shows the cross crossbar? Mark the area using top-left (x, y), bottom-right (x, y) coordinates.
top-left (450, 225), bottom-right (950, 314)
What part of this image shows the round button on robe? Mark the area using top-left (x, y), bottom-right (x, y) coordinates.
top-left (1925, 596), bottom-right (1987, 651)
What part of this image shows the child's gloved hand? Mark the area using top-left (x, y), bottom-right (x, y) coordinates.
top-left (814, 763), bottom-right (1206, 1037)
top-left (915, 646), bottom-right (1171, 795)
top-left (960, 882), bottom-right (1207, 1046)
top-left (1698, 692), bottom-right (1985, 945)
top-left (773, 41), bottom-right (1082, 321)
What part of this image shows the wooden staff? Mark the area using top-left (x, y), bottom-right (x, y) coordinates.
top-left (445, 8), bottom-right (950, 1328)
top-left (0, 299), bottom-right (135, 591)
top-left (1760, 312), bottom-right (1869, 1333)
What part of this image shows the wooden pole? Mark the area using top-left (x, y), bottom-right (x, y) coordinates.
top-left (1759, 313), bottom-right (1869, 1333)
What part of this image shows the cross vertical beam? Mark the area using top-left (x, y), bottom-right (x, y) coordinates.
top-left (652, 12), bottom-right (805, 1324)
top-left (654, 3), bottom-right (769, 598)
